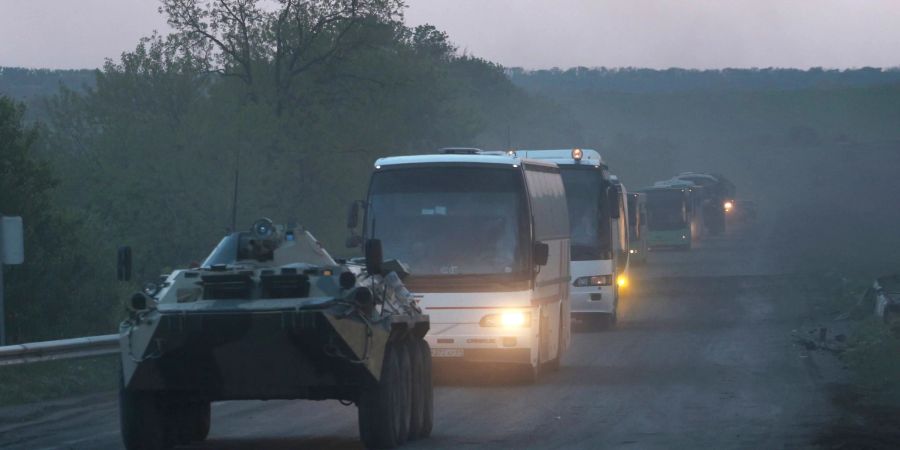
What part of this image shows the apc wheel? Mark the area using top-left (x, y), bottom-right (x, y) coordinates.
top-left (358, 343), bottom-right (404, 449)
top-left (416, 339), bottom-right (434, 438)
top-left (191, 401), bottom-right (211, 442)
top-left (120, 384), bottom-right (172, 450)
top-left (395, 341), bottom-right (413, 445)
top-left (172, 399), bottom-right (211, 444)
top-left (407, 339), bottom-right (427, 440)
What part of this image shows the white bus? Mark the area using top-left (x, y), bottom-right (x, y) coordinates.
top-left (519, 149), bottom-right (625, 328)
top-left (360, 148), bottom-right (571, 380)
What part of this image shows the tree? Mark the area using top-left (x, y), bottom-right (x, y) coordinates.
top-left (0, 97), bottom-right (119, 342)
top-left (161, 0), bottom-right (404, 113)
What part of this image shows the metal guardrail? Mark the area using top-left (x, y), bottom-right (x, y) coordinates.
top-left (0, 334), bottom-right (118, 366)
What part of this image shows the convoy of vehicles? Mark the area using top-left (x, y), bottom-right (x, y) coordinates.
top-left (118, 220), bottom-right (431, 450)
top-left (357, 148), bottom-right (571, 380)
top-left (518, 149), bottom-right (625, 328)
top-left (118, 145), bottom-right (735, 448)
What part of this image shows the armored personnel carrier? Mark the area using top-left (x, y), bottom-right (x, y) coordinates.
top-left (118, 218), bottom-right (431, 449)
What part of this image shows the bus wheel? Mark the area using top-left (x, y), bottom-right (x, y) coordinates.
top-left (544, 318), bottom-right (563, 372)
top-left (518, 344), bottom-right (541, 383)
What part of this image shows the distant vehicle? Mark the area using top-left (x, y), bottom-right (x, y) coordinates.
top-left (640, 182), bottom-right (695, 251)
top-left (673, 172), bottom-right (736, 236)
top-left (518, 149), bottom-right (625, 328)
top-left (358, 148), bottom-right (571, 381)
top-left (657, 178), bottom-right (705, 241)
top-left (627, 192), bottom-right (649, 264)
top-left (118, 219), bottom-right (432, 450)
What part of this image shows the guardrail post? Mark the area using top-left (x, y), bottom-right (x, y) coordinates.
top-left (1, 215), bottom-right (25, 346)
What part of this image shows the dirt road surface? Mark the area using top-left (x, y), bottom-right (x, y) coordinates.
top-left (0, 220), bottom-right (843, 449)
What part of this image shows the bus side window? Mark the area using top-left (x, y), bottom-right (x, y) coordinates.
top-left (524, 166), bottom-right (569, 242)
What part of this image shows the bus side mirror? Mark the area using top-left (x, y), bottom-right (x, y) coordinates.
top-left (346, 201), bottom-right (363, 248)
top-left (347, 201), bottom-right (360, 229)
top-left (608, 189), bottom-right (621, 219)
top-left (117, 246), bottom-right (132, 281)
top-left (365, 239), bottom-right (384, 275)
top-left (533, 242), bottom-right (549, 266)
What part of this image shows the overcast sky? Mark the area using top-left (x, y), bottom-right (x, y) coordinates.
top-left (1, 0), bottom-right (898, 70)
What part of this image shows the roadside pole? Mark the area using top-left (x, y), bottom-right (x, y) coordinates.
top-left (1, 216), bottom-right (25, 346)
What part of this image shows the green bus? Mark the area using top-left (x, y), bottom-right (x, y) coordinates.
top-left (641, 183), bottom-right (694, 251)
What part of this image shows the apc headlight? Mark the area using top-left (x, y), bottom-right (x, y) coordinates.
top-left (573, 275), bottom-right (613, 287)
top-left (480, 311), bottom-right (531, 328)
top-left (142, 281), bottom-right (161, 297)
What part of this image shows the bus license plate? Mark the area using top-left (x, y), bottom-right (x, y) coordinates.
top-left (431, 348), bottom-right (464, 358)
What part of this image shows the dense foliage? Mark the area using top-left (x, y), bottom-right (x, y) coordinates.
top-left (0, 97), bottom-right (121, 342)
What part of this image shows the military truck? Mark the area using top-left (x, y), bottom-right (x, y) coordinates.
top-left (117, 218), bottom-right (431, 449)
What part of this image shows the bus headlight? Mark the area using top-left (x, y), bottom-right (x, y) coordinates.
top-left (480, 311), bottom-right (531, 328)
top-left (724, 201), bottom-right (734, 212)
top-left (573, 275), bottom-right (613, 287)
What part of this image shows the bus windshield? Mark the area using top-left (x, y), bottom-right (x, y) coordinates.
top-left (646, 190), bottom-right (687, 230)
top-left (559, 167), bottom-right (613, 261)
top-left (367, 166), bottom-right (529, 277)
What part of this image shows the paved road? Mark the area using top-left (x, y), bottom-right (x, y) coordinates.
top-left (0, 221), bottom-right (842, 449)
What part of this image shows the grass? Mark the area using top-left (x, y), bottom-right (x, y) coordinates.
top-left (0, 355), bottom-right (118, 407)
top-left (842, 318), bottom-right (900, 404)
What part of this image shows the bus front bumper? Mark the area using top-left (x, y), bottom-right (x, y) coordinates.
top-left (424, 323), bottom-right (536, 366)
top-left (569, 285), bottom-right (615, 315)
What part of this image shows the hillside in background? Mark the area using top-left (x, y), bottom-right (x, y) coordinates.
top-left (0, 67), bottom-right (95, 118)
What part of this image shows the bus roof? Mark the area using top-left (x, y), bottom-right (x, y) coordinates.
top-left (374, 153), bottom-right (557, 169)
top-left (639, 182), bottom-right (690, 192)
top-left (654, 179), bottom-right (696, 189)
top-left (675, 172), bottom-right (719, 183)
top-left (515, 149), bottom-right (605, 167)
